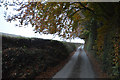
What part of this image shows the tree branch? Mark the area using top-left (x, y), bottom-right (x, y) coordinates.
top-left (69, 9), bottom-right (80, 18)
top-left (79, 2), bottom-right (95, 14)
top-left (70, 2), bottom-right (95, 14)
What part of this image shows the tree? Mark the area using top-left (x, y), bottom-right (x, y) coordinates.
top-left (1, 1), bottom-right (95, 39)
top-left (1, 1), bottom-right (119, 39)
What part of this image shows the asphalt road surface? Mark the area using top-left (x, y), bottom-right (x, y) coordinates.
top-left (52, 45), bottom-right (96, 79)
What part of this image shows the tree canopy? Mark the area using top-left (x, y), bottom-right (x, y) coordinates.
top-left (1, 1), bottom-right (120, 39)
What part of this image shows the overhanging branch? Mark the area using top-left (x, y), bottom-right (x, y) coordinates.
top-left (69, 9), bottom-right (80, 17)
top-left (79, 2), bottom-right (95, 14)
top-left (70, 2), bottom-right (95, 15)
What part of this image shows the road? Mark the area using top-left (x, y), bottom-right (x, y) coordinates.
top-left (52, 45), bottom-right (96, 79)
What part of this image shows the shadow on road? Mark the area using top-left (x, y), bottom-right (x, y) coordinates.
top-left (68, 50), bottom-right (82, 78)
top-left (53, 45), bottom-right (96, 79)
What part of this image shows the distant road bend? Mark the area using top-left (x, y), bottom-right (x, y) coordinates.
top-left (52, 45), bottom-right (96, 79)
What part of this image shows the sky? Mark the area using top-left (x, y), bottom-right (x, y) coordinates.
top-left (0, 3), bottom-right (85, 43)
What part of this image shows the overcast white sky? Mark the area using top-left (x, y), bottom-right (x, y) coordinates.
top-left (0, 4), bottom-right (85, 43)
